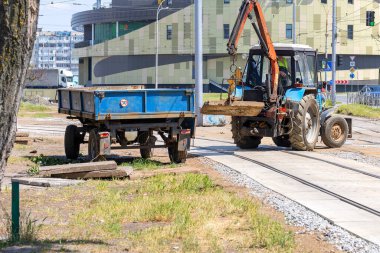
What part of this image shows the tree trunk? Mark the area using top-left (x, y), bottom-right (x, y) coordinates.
top-left (0, 0), bottom-right (39, 189)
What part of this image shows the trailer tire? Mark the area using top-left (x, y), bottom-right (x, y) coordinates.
top-left (65, 125), bottom-right (80, 160)
top-left (321, 116), bottom-right (348, 148)
top-left (168, 140), bottom-right (188, 164)
top-left (139, 132), bottom-right (154, 159)
top-left (232, 116), bottom-right (262, 149)
top-left (289, 95), bottom-right (320, 151)
top-left (272, 135), bottom-right (291, 148)
top-left (88, 129), bottom-right (103, 161)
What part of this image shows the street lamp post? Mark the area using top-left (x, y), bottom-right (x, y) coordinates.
top-left (156, 1), bottom-right (169, 89)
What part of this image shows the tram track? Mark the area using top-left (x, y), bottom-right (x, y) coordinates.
top-left (193, 142), bottom-right (380, 218)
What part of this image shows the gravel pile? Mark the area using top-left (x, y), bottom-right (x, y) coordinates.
top-left (201, 157), bottom-right (380, 253)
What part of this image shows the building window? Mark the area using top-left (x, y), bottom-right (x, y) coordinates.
top-left (321, 0), bottom-right (327, 3)
top-left (286, 24), bottom-right (293, 39)
top-left (286, 0), bottom-right (293, 3)
top-left (348, 0), bottom-right (353, 4)
top-left (224, 0), bottom-right (230, 3)
top-left (347, 25), bottom-right (354, 39)
top-left (224, 24), bottom-right (230, 39)
top-left (167, 25), bottom-right (172, 40)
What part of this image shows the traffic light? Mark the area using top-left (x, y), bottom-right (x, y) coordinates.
top-left (337, 55), bottom-right (343, 66)
top-left (366, 11), bottom-right (375, 27)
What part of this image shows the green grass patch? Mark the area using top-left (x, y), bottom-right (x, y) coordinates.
top-left (67, 174), bottom-right (294, 252)
top-left (336, 104), bottom-right (380, 119)
top-left (19, 102), bottom-right (50, 112)
top-left (203, 93), bottom-right (228, 102)
top-left (0, 173), bottom-right (296, 252)
top-left (121, 158), bottom-right (177, 171)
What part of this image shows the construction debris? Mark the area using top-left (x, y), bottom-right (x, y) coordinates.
top-left (39, 161), bottom-right (131, 180)
top-left (15, 132), bottom-right (30, 145)
top-left (11, 177), bottom-right (84, 187)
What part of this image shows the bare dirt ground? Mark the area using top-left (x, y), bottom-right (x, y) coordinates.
top-left (2, 107), bottom-right (374, 252)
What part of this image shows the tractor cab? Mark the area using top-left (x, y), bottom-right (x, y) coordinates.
top-left (242, 43), bottom-right (319, 104)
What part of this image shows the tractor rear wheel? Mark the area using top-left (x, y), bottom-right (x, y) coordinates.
top-left (289, 95), bottom-right (320, 151)
top-left (321, 116), bottom-right (348, 148)
top-left (232, 116), bottom-right (262, 149)
top-left (272, 135), bottom-right (291, 147)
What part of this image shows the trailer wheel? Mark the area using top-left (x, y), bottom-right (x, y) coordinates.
top-left (139, 132), bottom-right (154, 159)
top-left (232, 116), bottom-right (262, 149)
top-left (272, 135), bottom-right (291, 148)
top-left (64, 125), bottom-right (80, 160)
top-left (321, 116), bottom-right (348, 148)
top-left (88, 129), bottom-right (103, 161)
top-left (289, 95), bottom-right (320, 151)
top-left (168, 139), bottom-right (188, 164)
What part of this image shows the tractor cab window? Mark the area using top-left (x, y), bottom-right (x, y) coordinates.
top-left (245, 54), bottom-right (270, 87)
top-left (278, 56), bottom-right (292, 88)
top-left (306, 55), bottom-right (317, 85)
top-left (294, 54), bottom-right (314, 87)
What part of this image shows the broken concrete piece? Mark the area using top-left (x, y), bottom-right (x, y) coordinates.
top-left (11, 177), bottom-right (83, 187)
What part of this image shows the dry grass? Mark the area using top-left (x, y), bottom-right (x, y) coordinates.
top-left (18, 102), bottom-right (55, 118)
top-left (0, 174), bottom-right (295, 252)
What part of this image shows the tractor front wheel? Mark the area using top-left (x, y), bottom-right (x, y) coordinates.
top-left (289, 95), bottom-right (320, 151)
top-left (321, 116), bottom-right (348, 148)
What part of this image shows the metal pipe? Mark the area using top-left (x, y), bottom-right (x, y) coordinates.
top-left (156, 1), bottom-right (163, 89)
top-left (195, 0), bottom-right (203, 126)
top-left (292, 0), bottom-right (296, 44)
top-left (331, 0), bottom-right (337, 105)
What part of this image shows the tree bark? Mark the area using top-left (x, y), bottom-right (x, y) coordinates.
top-left (0, 0), bottom-right (39, 189)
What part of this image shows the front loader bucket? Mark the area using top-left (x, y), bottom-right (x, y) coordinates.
top-left (201, 100), bottom-right (265, 117)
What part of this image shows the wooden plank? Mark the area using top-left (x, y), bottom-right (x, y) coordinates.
top-left (15, 137), bottom-right (29, 145)
top-left (53, 167), bottom-right (133, 180)
top-left (201, 100), bottom-right (264, 116)
top-left (39, 161), bottom-right (117, 177)
top-left (16, 132), bottom-right (29, 138)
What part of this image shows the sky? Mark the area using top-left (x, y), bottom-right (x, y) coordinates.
top-left (38, 0), bottom-right (96, 31)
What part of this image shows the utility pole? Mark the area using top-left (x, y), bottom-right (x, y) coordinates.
top-left (331, 0), bottom-right (337, 106)
top-left (195, 0), bottom-right (203, 126)
top-left (324, 11), bottom-right (329, 83)
top-left (155, 0), bottom-right (169, 89)
top-left (292, 1), bottom-right (296, 44)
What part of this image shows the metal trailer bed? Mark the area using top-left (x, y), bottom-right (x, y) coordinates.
top-left (58, 87), bottom-right (196, 163)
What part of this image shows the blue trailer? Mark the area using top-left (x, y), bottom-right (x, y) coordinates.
top-left (58, 87), bottom-right (196, 163)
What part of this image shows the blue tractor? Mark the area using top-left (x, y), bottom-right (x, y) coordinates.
top-left (202, 0), bottom-right (351, 151)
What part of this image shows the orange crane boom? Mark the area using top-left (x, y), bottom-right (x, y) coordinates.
top-left (227, 0), bottom-right (279, 102)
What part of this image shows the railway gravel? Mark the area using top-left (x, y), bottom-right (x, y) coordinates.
top-left (200, 157), bottom-right (380, 253)
top-left (320, 150), bottom-right (380, 168)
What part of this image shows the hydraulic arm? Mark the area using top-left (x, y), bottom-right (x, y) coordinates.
top-left (227, 0), bottom-right (279, 102)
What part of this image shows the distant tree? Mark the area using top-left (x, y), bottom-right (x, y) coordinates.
top-left (0, 0), bottom-right (40, 189)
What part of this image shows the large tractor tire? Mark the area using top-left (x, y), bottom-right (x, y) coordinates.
top-left (64, 125), bottom-right (80, 160)
top-left (272, 135), bottom-right (291, 148)
top-left (232, 117), bottom-right (262, 149)
top-left (289, 95), bottom-right (320, 151)
top-left (321, 116), bottom-right (348, 148)
top-left (139, 132), bottom-right (154, 159)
